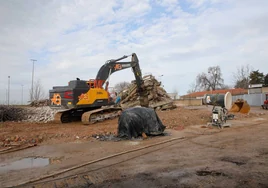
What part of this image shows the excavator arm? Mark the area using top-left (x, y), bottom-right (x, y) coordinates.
top-left (94, 53), bottom-right (149, 107)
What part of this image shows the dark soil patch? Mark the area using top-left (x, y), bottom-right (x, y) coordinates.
top-left (196, 170), bottom-right (228, 177)
top-left (220, 156), bottom-right (249, 166)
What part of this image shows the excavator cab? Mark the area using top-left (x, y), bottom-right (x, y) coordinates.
top-left (87, 79), bottom-right (95, 89)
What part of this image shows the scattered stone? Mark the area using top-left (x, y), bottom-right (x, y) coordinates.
top-left (38, 136), bottom-right (43, 142)
top-left (142, 132), bottom-right (148, 139)
top-left (14, 135), bottom-right (20, 142)
top-left (31, 139), bottom-right (36, 144)
top-left (10, 136), bottom-right (15, 142)
top-left (5, 138), bottom-right (10, 143)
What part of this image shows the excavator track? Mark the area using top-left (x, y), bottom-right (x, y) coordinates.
top-left (53, 109), bottom-right (78, 124)
top-left (53, 107), bottom-right (122, 124)
top-left (82, 107), bottom-right (122, 125)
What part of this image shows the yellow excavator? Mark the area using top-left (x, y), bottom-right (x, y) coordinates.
top-left (49, 53), bottom-right (149, 124)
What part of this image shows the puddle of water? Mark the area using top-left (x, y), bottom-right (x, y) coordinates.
top-left (0, 157), bottom-right (49, 173)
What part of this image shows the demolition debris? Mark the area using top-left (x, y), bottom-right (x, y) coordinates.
top-left (29, 99), bottom-right (50, 107)
top-left (0, 105), bottom-right (59, 123)
top-left (120, 75), bottom-right (177, 110)
top-left (0, 106), bottom-right (28, 122)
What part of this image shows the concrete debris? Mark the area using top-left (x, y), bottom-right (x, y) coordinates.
top-left (0, 105), bottom-right (59, 123)
top-left (29, 99), bottom-right (50, 107)
top-left (119, 75), bottom-right (176, 110)
top-left (24, 106), bottom-right (60, 123)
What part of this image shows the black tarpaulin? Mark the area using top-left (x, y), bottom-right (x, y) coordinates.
top-left (117, 107), bottom-right (166, 139)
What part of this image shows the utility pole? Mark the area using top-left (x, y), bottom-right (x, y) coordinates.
top-left (7, 76), bottom-right (10, 105)
top-left (30, 59), bottom-right (37, 101)
top-left (5, 89), bottom-right (7, 105)
top-left (21, 84), bottom-right (24, 105)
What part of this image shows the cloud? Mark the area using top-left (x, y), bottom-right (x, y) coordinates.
top-left (0, 0), bottom-right (268, 104)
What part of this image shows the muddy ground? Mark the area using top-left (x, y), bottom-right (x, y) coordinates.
top-left (0, 106), bottom-right (267, 187)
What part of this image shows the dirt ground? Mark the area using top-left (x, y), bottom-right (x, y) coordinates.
top-left (0, 106), bottom-right (212, 147)
top-left (0, 106), bottom-right (268, 187)
top-left (0, 106), bottom-right (263, 147)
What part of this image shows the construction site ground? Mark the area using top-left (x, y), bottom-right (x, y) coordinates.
top-left (0, 105), bottom-right (268, 187)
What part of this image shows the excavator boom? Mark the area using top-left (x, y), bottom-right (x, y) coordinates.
top-left (93, 53), bottom-right (148, 107)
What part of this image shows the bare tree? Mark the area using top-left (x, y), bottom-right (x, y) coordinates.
top-left (172, 88), bottom-right (178, 99)
top-left (114, 81), bottom-right (131, 93)
top-left (196, 66), bottom-right (224, 91)
top-left (187, 81), bottom-right (199, 94)
top-left (232, 64), bottom-right (253, 89)
top-left (220, 84), bottom-right (231, 89)
top-left (29, 79), bottom-right (46, 101)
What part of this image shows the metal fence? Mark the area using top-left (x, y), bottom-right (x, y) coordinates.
top-left (232, 93), bottom-right (266, 106)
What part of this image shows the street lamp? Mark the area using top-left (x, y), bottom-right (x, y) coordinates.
top-left (30, 59), bottom-right (37, 101)
top-left (7, 76), bottom-right (10, 105)
top-left (21, 84), bottom-right (24, 105)
top-left (5, 89), bottom-right (7, 105)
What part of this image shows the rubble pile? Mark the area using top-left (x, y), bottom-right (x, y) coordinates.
top-left (29, 99), bottom-right (50, 107)
top-left (0, 105), bottom-right (28, 122)
top-left (25, 106), bottom-right (59, 123)
top-left (0, 105), bottom-right (59, 123)
top-left (119, 75), bottom-right (176, 110)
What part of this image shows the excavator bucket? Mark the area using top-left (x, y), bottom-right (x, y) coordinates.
top-left (229, 99), bottom-right (250, 114)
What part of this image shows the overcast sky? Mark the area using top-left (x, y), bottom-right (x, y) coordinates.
top-left (0, 0), bottom-right (267, 104)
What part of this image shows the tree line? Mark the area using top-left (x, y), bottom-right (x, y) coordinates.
top-left (187, 65), bottom-right (268, 93)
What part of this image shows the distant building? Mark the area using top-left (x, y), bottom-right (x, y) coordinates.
top-left (181, 88), bottom-right (248, 99)
top-left (167, 93), bottom-right (180, 100)
top-left (248, 84), bottom-right (268, 94)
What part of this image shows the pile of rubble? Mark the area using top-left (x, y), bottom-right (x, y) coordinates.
top-left (0, 105), bottom-right (59, 123)
top-left (25, 106), bottom-right (59, 123)
top-left (29, 99), bottom-right (50, 107)
top-left (0, 105), bottom-right (28, 122)
top-left (119, 75), bottom-right (176, 110)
